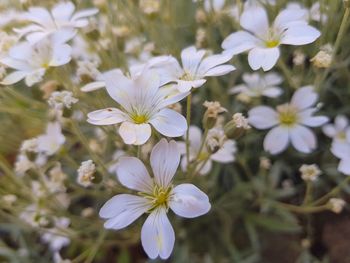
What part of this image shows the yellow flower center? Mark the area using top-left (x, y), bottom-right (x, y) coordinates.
top-left (265, 40), bottom-right (280, 48)
top-left (141, 184), bottom-right (172, 211)
top-left (198, 151), bottom-right (209, 161)
top-left (337, 131), bottom-right (346, 141)
top-left (180, 71), bottom-right (194, 81)
top-left (277, 104), bottom-right (298, 127)
top-left (131, 114), bottom-right (149, 124)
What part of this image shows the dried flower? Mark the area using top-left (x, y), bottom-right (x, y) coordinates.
top-left (328, 198), bottom-right (346, 214)
top-left (300, 164), bottom-right (321, 181)
top-left (77, 160), bottom-right (96, 187)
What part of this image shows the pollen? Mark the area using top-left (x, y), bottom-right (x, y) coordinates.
top-left (142, 185), bottom-right (172, 211)
top-left (277, 104), bottom-right (298, 127)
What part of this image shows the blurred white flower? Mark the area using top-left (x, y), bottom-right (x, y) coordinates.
top-left (0, 37), bottom-right (72, 87)
top-left (166, 46), bottom-right (235, 92)
top-left (99, 139), bottom-right (210, 260)
top-left (248, 86), bottom-right (328, 154)
top-left (178, 126), bottom-right (236, 175)
top-left (87, 69), bottom-right (188, 145)
top-left (14, 1), bottom-right (98, 43)
top-left (222, 5), bottom-right (320, 71)
top-left (48, 91), bottom-right (78, 111)
top-left (204, 0), bottom-right (225, 13)
top-left (41, 217), bottom-right (70, 252)
top-left (230, 72), bottom-right (283, 98)
top-left (323, 115), bottom-right (350, 175)
top-left (37, 122), bottom-right (66, 156)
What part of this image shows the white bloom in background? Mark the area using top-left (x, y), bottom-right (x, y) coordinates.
top-left (99, 139), bottom-right (210, 259)
top-left (0, 37), bottom-right (72, 87)
top-left (37, 122), bottom-right (66, 156)
top-left (87, 69), bottom-right (188, 145)
top-left (14, 1), bottom-right (98, 43)
top-left (328, 198), bottom-right (346, 214)
top-left (166, 46), bottom-right (235, 92)
top-left (77, 160), bottom-right (96, 187)
top-left (178, 126), bottom-right (236, 175)
top-left (299, 164), bottom-right (321, 181)
top-left (230, 72), bottom-right (283, 98)
top-left (108, 150), bottom-right (127, 174)
top-left (204, 0), bottom-right (225, 13)
top-left (323, 115), bottom-right (350, 175)
top-left (48, 91), bottom-right (78, 111)
top-left (248, 86), bottom-right (328, 154)
top-left (41, 217), bottom-right (70, 252)
top-left (14, 154), bottom-right (34, 176)
top-left (222, 5), bottom-right (320, 71)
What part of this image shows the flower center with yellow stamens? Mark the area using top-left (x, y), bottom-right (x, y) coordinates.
top-left (131, 114), bottom-right (149, 124)
top-left (265, 39), bottom-right (280, 48)
top-left (141, 184), bottom-right (173, 211)
top-left (198, 151), bottom-right (209, 161)
top-left (277, 104), bottom-right (299, 127)
top-left (180, 71), bottom-right (194, 81)
top-left (337, 131), bottom-right (347, 141)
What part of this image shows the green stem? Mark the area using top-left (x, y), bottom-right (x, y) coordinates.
top-left (277, 59), bottom-right (297, 90)
top-left (302, 181), bottom-right (313, 205)
top-left (276, 202), bottom-right (328, 214)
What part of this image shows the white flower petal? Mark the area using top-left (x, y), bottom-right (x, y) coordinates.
top-left (248, 47), bottom-right (280, 71)
top-left (50, 43), bottom-right (72, 66)
top-left (181, 46), bottom-right (206, 75)
top-left (335, 115), bottom-right (348, 130)
top-left (197, 52), bottom-right (233, 76)
top-left (119, 122), bottom-right (152, 145)
top-left (81, 81), bottom-right (105, 92)
top-left (222, 31), bottom-right (258, 55)
top-left (331, 142), bottom-right (350, 159)
top-left (273, 8), bottom-right (307, 30)
top-left (87, 108), bottom-right (127, 125)
top-left (141, 209), bottom-right (175, 260)
top-left (281, 25), bottom-right (320, 45)
top-left (263, 126), bottom-right (289, 154)
top-left (150, 139), bottom-right (180, 188)
top-left (204, 65), bottom-right (235, 77)
top-left (261, 87), bottom-right (283, 97)
top-left (51, 1), bottom-right (75, 21)
top-left (170, 183), bottom-right (211, 218)
top-left (240, 6), bottom-right (269, 36)
top-left (150, 109), bottom-right (187, 138)
top-left (291, 86), bottom-right (317, 110)
top-left (1, 71), bottom-right (27, 85)
top-left (116, 157), bottom-right (154, 193)
top-left (338, 158), bottom-right (350, 175)
top-left (100, 194), bottom-right (150, 230)
top-left (290, 125), bottom-right (316, 153)
top-left (248, 106), bottom-right (279, 129)
top-left (300, 115), bottom-right (329, 127)
top-left (322, 124), bottom-right (336, 138)
top-left (211, 140), bottom-right (236, 163)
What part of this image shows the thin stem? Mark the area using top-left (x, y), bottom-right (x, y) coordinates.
top-left (312, 176), bottom-right (350, 206)
top-left (277, 59), bottom-right (297, 90)
top-left (302, 181), bottom-right (313, 205)
top-left (275, 202), bottom-right (328, 214)
top-left (316, 6), bottom-right (350, 91)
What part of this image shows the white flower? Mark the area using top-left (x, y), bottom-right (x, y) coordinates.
top-left (166, 46), bottom-right (235, 92)
top-left (178, 126), bottom-right (236, 175)
top-left (328, 198), bottom-right (346, 214)
top-left (77, 160), bottom-right (96, 187)
top-left (41, 217), bottom-right (70, 252)
top-left (222, 5), bottom-right (320, 71)
top-left (204, 0), bottom-right (225, 13)
top-left (0, 37), bottom-right (72, 87)
top-left (87, 69), bottom-right (188, 145)
top-left (99, 139), bottom-right (211, 259)
top-left (323, 115), bottom-right (350, 175)
top-left (37, 122), bottom-right (66, 156)
top-left (14, 1), bottom-right (98, 43)
top-left (48, 91), bottom-right (78, 110)
top-left (248, 86), bottom-right (328, 154)
top-left (230, 72), bottom-right (283, 98)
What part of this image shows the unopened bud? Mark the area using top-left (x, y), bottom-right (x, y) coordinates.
top-left (202, 101), bottom-right (226, 129)
top-left (310, 45), bottom-right (333, 68)
top-left (224, 113), bottom-right (251, 139)
top-left (328, 198), bottom-right (346, 214)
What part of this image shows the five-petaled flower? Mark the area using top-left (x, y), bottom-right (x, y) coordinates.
top-left (248, 86), bottom-right (328, 154)
top-left (99, 139), bottom-right (211, 259)
top-left (222, 5), bottom-right (320, 71)
top-left (87, 69), bottom-right (189, 145)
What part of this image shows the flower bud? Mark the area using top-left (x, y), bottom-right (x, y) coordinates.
top-left (299, 164), bottom-right (321, 182)
top-left (310, 44), bottom-right (333, 68)
top-left (328, 198), bottom-right (346, 214)
top-left (202, 101), bottom-right (226, 129)
top-left (224, 113), bottom-right (250, 139)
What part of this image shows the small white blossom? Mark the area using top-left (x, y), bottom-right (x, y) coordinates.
top-left (37, 122), bottom-right (66, 156)
top-left (230, 72), bottom-right (283, 98)
top-left (222, 5), bottom-right (320, 71)
top-left (248, 86), bottom-right (329, 154)
top-left (41, 217), bottom-right (70, 252)
top-left (87, 69), bottom-right (188, 145)
top-left (77, 160), bottom-right (96, 187)
top-left (329, 198), bottom-right (346, 214)
top-left (232, 113), bottom-right (251, 130)
top-left (48, 91), bottom-right (78, 111)
top-left (0, 37), bottom-right (72, 87)
top-left (14, 1), bottom-right (98, 43)
top-left (99, 139), bottom-right (211, 260)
